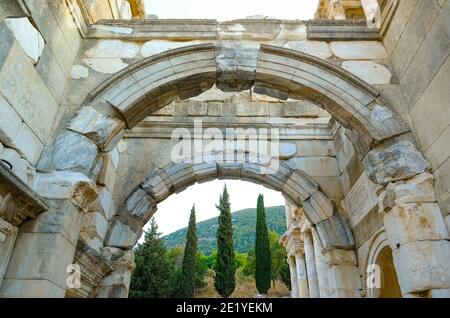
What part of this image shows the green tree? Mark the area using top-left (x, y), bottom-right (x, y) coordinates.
top-left (178, 205), bottom-right (198, 297)
top-left (129, 218), bottom-right (172, 298)
top-left (242, 248), bottom-right (255, 277)
top-left (269, 230), bottom-right (288, 287)
top-left (255, 194), bottom-right (271, 294)
top-left (214, 185), bottom-right (236, 298)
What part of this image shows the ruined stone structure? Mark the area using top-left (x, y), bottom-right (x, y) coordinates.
top-left (0, 0), bottom-right (449, 298)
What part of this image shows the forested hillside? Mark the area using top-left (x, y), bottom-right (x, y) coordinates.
top-left (163, 206), bottom-right (286, 255)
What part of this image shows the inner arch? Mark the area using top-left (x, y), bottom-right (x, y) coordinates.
top-left (105, 152), bottom-right (355, 252)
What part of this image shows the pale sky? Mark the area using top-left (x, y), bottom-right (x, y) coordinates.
top-left (141, 180), bottom-right (285, 240)
top-left (144, 0), bottom-right (319, 20)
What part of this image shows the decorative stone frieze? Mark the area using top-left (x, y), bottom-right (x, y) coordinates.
top-left (66, 239), bottom-right (113, 298)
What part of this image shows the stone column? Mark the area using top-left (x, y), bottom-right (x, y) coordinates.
top-left (378, 173), bottom-right (450, 297)
top-left (312, 229), bottom-right (331, 298)
top-left (331, 0), bottom-right (347, 19)
top-left (325, 249), bottom-right (361, 298)
top-left (0, 172), bottom-right (98, 297)
top-left (0, 218), bottom-right (18, 288)
top-left (288, 256), bottom-right (299, 298)
top-left (284, 199), bottom-right (292, 229)
top-left (303, 229), bottom-right (320, 298)
top-left (295, 252), bottom-right (310, 298)
top-left (361, 0), bottom-right (380, 22)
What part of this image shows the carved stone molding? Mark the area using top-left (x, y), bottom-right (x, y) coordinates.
top-left (0, 163), bottom-right (47, 227)
top-left (66, 239), bottom-right (114, 298)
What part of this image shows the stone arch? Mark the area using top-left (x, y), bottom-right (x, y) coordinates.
top-left (44, 44), bottom-right (450, 298)
top-left (83, 43), bottom-right (409, 141)
top-left (104, 151), bottom-right (355, 252)
top-left (49, 43), bottom-right (413, 182)
top-left (365, 230), bottom-right (402, 298)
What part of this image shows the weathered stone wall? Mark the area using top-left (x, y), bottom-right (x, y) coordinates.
top-left (383, 0), bottom-right (450, 224)
top-left (0, 0), bottom-right (82, 188)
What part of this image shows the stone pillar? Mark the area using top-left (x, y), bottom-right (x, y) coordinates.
top-left (0, 219), bottom-right (18, 288)
top-left (295, 252), bottom-right (310, 298)
top-left (331, 0), bottom-right (347, 19)
top-left (312, 229), bottom-right (331, 298)
top-left (288, 256), bottom-right (299, 298)
top-left (361, 0), bottom-right (380, 22)
top-left (303, 229), bottom-right (320, 298)
top-left (378, 173), bottom-right (450, 297)
top-left (284, 199), bottom-right (292, 229)
top-left (95, 247), bottom-right (135, 298)
top-left (0, 172), bottom-right (97, 297)
top-left (325, 249), bottom-right (361, 298)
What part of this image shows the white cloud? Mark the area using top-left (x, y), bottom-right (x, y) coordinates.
top-left (144, 0), bottom-right (319, 20)
top-left (142, 179), bottom-right (285, 240)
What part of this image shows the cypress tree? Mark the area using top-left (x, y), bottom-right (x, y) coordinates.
top-left (255, 194), bottom-right (271, 294)
top-left (214, 185), bottom-right (236, 298)
top-left (179, 205), bottom-right (198, 297)
top-left (129, 218), bottom-right (172, 298)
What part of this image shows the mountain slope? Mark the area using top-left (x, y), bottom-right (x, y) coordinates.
top-left (163, 206), bottom-right (286, 255)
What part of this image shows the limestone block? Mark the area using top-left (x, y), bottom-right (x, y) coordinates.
top-left (141, 171), bottom-right (172, 203)
top-left (85, 40), bottom-right (140, 59)
top-left (302, 191), bottom-right (334, 224)
top-left (287, 157), bottom-right (340, 177)
top-left (142, 40), bottom-right (202, 57)
top-left (283, 100), bottom-right (321, 118)
top-left (216, 45), bottom-right (258, 91)
top-left (52, 130), bottom-right (100, 176)
top-left (0, 278), bottom-right (65, 298)
top-left (323, 249), bottom-right (357, 266)
top-left (70, 65), bottom-right (89, 79)
top-left (188, 100), bottom-right (208, 116)
top-left (279, 143), bottom-right (297, 159)
top-left (192, 162), bottom-right (218, 183)
top-left (105, 220), bottom-right (141, 249)
top-left (363, 141), bottom-right (431, 185)
top-left (20, 199), bottom-right (83, 246)
top-left (163, 163), bottom-right (196, 193)
top-left (81, 212), bottom-right (108, 240)
top-left (79, 233), bottom-right (103, 254)
top-left (284, 41), bottom-right (332, 59)
top-left (236, 102), bottom-right (269, 117)
top-left (330, 41), bottom-right (388, 60)
top-left (11, 123), bottom-right (43, 165)
top-left (342, 61), bottom-right (392, 85)
top-left (3, 232), bottom-right (76, 292)
top-left (327, 265), bottom-right (361, 291)
top-left (0, 147), bottom-right (28, 184)
top-left (68, 106), bottom-right (124, 150)
top-left (5, 17), bottom-right (44, 64)
top-left (120, 188), bottom-right (156, 224)
top-left (111, 148), bottom-right (120, 170)
top-left (315, 213), bottom-right (355, 251)
top-left (0, 42), bottom-right (59, 142)
top-left (0, 94), bottom-right (23, 147)
top-left (384, 203), bottom-right (449, 248)
top-left (382, 173), bottom-right (437, 211)
top-left (97, 153), bottom-right (117, 192)
top-left (34, 171), bottom-right (98, 213)
top-left (97, 186), bottom-right (115, 220)
top-left (83, 58), bottom-right (128, 74)
top-left (297, 140), bottom-right (335, 157)
top-left (119, 0), bottom-right (132, 19)
top-left (282, 170), bottom-right (318, 202)
top-left (393, 240), bottom-right (450, 295)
